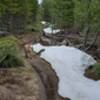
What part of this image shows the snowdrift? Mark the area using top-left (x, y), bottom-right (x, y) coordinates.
top-left (32, 43), bottom-right (100, 100)
top-left (43, 27), bottom-right (60, 35)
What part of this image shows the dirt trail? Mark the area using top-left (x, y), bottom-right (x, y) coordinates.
top-left (23, 44), bottom-right (70, 100)
top-left (18, 33), bottom-right (70, 100)
top-left (0, 66), bottom-right (46, 100)
top-left (29, 55), bottom-right (70, 100)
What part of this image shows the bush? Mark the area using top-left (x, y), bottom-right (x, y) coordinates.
top-left (0, 36), bottom-right (23, 68)
top-left (92, 63), bottom-right (100, 76)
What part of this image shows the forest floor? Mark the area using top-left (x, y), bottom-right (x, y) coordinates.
top-left (0, 32), bottom-right (70, 100)
top-left (0, 32), bottom-right (99, 100)
top-left (0, 33), bottom-right (46, 100)
top-left (0, 62), bottom-right (46, 100)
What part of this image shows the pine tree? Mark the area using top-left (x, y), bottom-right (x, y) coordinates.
top-left (42, 0), bottom-right (74, 30)
top-left (0, 0), bottom-right (38, 33)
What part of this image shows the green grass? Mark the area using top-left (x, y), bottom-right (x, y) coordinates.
top-left (0, 36), bottom-right (23, 68)
top-left (92, 63), bottom-right (100, 76)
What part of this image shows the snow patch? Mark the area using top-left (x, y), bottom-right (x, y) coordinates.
top-left (41, 21), bottom-right (46, 25)
top-left (43, 26), bottom-right (61, 35)
top-left (41, 21), bottom-right (61, 35)
top-left (32, 43), bottom-right (100, 100)
top-left (32, 43), bottom-right (46, 53)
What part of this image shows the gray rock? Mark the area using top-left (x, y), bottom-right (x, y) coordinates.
top-left (40, 36), bottom-right (52, 45)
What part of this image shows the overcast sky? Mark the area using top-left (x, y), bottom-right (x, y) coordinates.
top-left (38, 0), bottom-right (42, 4)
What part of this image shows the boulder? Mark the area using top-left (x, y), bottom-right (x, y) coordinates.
top-left (40, 36), bottom-right (52, 45)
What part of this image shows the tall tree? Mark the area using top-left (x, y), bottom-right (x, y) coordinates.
top-left (0, 0), bottom-right (38, 33)
top-left (54, 0), bottom-right (74, 29)
top-left (42, 0), bottom-right (54, 22)
top-left (74, 0), bottom-right (100, 49)
top-left (42, 0), bottom-right (74, 29)
top-left (87, 0), bottom-right (100, 49)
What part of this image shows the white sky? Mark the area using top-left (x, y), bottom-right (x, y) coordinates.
top-left (38, 0), bottom-right (42, 4)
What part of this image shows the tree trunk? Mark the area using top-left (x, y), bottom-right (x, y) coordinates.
top-left (83, 0), bottom-right (91, 49)
top-left (8, 14), bottom-right (13, 33)
top-left (83, 26), bottom-right (90, 48)
top-left (86, 32), bottom-right (99, 50)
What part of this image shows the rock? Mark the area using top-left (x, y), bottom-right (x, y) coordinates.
top-left (40, 36), bottom-right (52, 45)
top-left (59, 40), bottom-right (68, 46)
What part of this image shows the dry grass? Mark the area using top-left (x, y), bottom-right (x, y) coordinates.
top-left (0, 65), bottom-right (45, 100)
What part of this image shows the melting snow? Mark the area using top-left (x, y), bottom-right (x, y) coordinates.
top-left (41, 21), bottom-right (61, 35)
top-left (41, 21), bottom-right (46, 25)
top-left (43, 26), bottom-right (60, 35)
top-left (32, 43), bottom-right (100, 100)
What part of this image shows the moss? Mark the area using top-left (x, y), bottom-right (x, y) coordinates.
top-left (92, 63), bottom-right (100, 76)
top-left (84, 63), bottom-right (100, 80)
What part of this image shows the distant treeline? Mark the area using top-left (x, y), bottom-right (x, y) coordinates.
top-left (0, 0), bottom-right (100, 47)
top-left (42, 0), bottom-right (100, 48)
top-left (0, 0), bottom-right (38, 33)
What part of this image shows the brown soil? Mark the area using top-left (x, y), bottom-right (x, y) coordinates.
top-left (16, 32), bottom-right (41, 45)
top-left (0, 66), bottom-right (46, 100)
